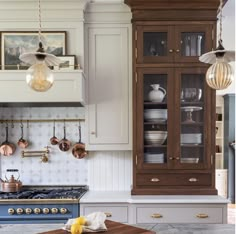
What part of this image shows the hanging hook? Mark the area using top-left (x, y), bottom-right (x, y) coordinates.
top-left (20, 120), bottom-right (23, 128)
top-left (11, 120), bottom-right (14, 128)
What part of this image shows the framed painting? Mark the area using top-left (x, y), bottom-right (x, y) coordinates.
top-left (54, 55), bottom-right (76, 70)
top-left (1, 31), bottom-right (66, 70)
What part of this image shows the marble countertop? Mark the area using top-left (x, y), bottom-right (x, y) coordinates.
top-left (0, 223), bottom-right (235, 234)
top-left (80, 191), bottom-right (229, 204)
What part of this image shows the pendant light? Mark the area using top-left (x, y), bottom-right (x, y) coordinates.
top-left (19, 0), bottom-right (61, 92)
top-left (199, 0), bottom-right (235, 90)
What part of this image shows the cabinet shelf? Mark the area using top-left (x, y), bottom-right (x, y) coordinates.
top-left (144, 122), bottom-right (167, 125)
top-left (144, 145), bottom-right (167, 148)
top-left (181, 144), bottom-right (204, 147)
top-left (181, 102), bottom-right (204, 106)
top-left (181, 122), bottom-right (203, 126)
top-left (144, 102), bottom-right (167, 106)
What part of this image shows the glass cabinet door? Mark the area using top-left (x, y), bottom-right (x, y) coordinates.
top-left (136, 68), bottom-right (174, 170)
top-left (174, 25), bottom-right (213, 62)
top-left (136, 26), bottom-right (174, 63)
top-left (174, 68), bottom-right (211, 169)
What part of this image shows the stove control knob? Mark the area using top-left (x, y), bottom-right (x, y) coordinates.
top-left (34, 208), bottom-right (41, 214)
top-left (25, 208), bottom-right (32, 214)
top-left (16, 208), bottom-right (24, 215)
top-left (51, 208), bottom-right (58, 214)
top-left (8, 208), bottom-right (15, 215)
top-left (60, 208), bottom-right (68, 214)
top-left (43, 208), bottom-right (50, 214)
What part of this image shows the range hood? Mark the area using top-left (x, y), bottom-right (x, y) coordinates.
top-left (0, 70), bottom-right (85, 106)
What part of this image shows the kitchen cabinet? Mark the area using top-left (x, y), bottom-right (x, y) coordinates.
top-left (0, 70), bottom-right (85, 105)
top-left (80, 204), bottom-right (129, 223)
top-left (125, 0), bottom-right (218, 195)
top-left (85, 26), bottom-right (132, 151)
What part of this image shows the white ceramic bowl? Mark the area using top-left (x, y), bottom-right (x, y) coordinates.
top-left (144, 131), bottom-right (167, 145)
top-left (144, 109), bottom-right (167, 122)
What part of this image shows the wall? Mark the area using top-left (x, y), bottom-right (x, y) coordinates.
top-left (0, 107), bottom-right (88, 185)
top-left (0, 0), bottom-right (132, 191)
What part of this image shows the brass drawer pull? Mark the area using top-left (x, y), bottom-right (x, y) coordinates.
top-left (189, 178), bottom-right (198, 182)
top-left (151, 178), bottom-right (160, 182)
top-left (104, 212), bottom-right (112, 217)
top-left (151, 213), bottom-right (163, 218)
top-left (196, 213), bottom-right (209, 218)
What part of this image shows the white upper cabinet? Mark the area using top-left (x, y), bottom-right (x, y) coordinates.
top-left (86, 25), bottom-right (132, 150)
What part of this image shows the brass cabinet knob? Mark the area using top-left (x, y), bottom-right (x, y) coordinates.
top-left (25, 208), bottom-right (32, 214)
top-left (43, 208), bottom-right (50, 214)
top-left (169, 49), bottom-right (174, 53)
top-left (176, 157), bottom-right (180, 160)
top-left (169, 157), bottom-right (174, 160)
top-left (51, 208), bottom-right (58, 214)
top-left (151, 213), bottom-right (163, 218)
top-left (151, 178), bottom-right (160, 182)
top-left (176, 49), bottom-right (180, 53)
top-left (104, 212), bottom-right (112, 217)
top-left (16, 208), bottom-right (24, 215)
top-left (8, 208), bottom-right (15, 215)
top-left (189, 178), bottom-right (198, 182)
top-left (196, 213), bottom-right (209, 218)
top-left (34, 208), bottom-right (41, 214)
top-left (60, 208), bottom-right (68, 214)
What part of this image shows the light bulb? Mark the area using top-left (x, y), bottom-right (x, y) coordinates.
top-left (206, 57), bottom-right (233, 90)
top-left (26, 61), bottom-right (54, 92)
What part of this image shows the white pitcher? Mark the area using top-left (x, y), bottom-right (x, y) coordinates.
top-left (148, 84), bottom-right (166, 102)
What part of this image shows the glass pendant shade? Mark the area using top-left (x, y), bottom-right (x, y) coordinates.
top-left (206, 57), bottom-right (233, 90)
top-left (26, 60), bottom-right (54, 92)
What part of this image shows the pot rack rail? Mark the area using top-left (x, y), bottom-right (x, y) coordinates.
top-left (0, 118), bottom-right (85, 124)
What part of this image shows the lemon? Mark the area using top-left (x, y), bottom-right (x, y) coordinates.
top-left (75, 216), bottom-right (87, 225)
top-left (71, 223), bottom-right (82, 234)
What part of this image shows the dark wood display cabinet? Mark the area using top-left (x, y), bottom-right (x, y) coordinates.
top-left (125, 0), bottom-right (219, 195)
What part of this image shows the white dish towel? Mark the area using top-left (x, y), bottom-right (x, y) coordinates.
top-left (63, 212), bottom-right (107, 233)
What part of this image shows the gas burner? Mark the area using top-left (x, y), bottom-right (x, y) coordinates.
top-left (0, 186), bottom-right (88, 200)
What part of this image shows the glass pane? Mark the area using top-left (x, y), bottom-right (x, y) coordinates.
top-left (181, 32), bottom-right (205, 56)
top-left (143, 32), bottom-right (167, 57)
top-left (143, 74), bottom-right (168, 165)
top-left (180, 74), bottom-right (205, 164)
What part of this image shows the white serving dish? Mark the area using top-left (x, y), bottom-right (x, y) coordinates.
top-left (144, 109), bottom-right (167, 122)
top-left (180, 158), bottom-right (199, 163)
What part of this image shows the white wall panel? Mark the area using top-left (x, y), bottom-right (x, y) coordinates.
top-left (88, 151), bottom-right (132, 191)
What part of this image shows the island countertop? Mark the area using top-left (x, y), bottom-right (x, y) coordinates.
top-left (0, 223), bottom-right (235, 234)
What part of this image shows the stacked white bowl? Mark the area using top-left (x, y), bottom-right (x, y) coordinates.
top-left (181, 133), bottom-right (202, 144)
top-left (144, 153), bottom-right (164, 163)
top-left (180, 158), bottom-right (199, 163)
top-left (144, 109), bottom-right (167, 122)
top-left (144, 131), bottom-right (167, 145)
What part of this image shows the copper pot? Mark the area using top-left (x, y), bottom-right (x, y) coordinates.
top-left (50, 120), bottom-right (59, 145)
top-left (0, 169), bottom-right (22, 193)
top-left (72, 123), bottom-right (87, 159)
top-left (59, 124), bottom-right (71, 152)
top-left (17, 123), bottom-right (29, 149)
top-left (0, 126), bottom-right (16, 156)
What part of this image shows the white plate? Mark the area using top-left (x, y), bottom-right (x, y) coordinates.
top-left (181, 106), bottom-right (203, 112)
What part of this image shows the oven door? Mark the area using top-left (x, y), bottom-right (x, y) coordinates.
top-left (0, 203), bottom-right (79, 224)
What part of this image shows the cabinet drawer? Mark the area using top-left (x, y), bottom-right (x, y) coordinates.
top-left (136, 207), bottom-right (223, 223)
top-left (83, 205), bottom-right (128, 223)
top-left (136, 174), bottom-right (212, 186)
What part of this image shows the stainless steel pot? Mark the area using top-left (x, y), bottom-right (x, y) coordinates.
top-left (0, 169), bottom-right (22, 193)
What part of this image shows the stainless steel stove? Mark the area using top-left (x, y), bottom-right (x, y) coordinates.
top-left (0, 186), bottom-right (88, 224)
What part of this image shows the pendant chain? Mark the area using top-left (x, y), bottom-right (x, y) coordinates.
top-left (219, 0), bottom-right (223, 42)
top-left (38, 0), bottom-right (42, 42)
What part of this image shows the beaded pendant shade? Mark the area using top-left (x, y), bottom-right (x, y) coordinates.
top-left (199, 0), bottom-right (235, 90)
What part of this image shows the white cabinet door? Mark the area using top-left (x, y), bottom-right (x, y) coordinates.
top-left (86, 27), bottom-right (131, 150)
